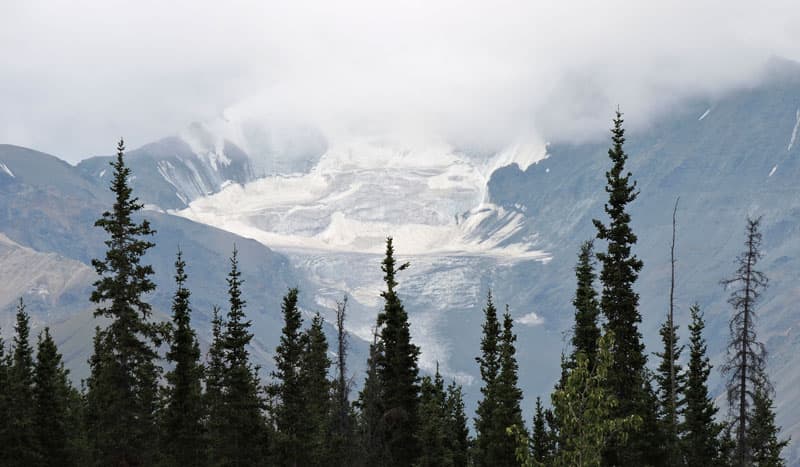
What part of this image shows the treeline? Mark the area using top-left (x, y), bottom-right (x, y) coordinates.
top-left (0, 110), bottom-right (790, 467)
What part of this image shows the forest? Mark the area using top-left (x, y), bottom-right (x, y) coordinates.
top-left (0, 112), bottom-right (788, 467)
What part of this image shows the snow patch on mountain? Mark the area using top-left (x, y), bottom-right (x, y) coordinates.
top-left (0, 163), bottom-right (14, 178)
top-left (177, 139), bottom-right (549, 260)
top-left (789, 108), bottom-right (800, 151)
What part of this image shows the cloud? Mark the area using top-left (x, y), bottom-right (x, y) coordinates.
top-left (517, 311), bottom-right (544, 327)
top-left (2, 1), bottom-right (800, 162)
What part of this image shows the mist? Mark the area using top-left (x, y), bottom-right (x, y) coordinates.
top-left (2, 0), bottom-right (799, 163)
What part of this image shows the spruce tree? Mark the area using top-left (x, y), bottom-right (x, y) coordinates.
top-left (357, 327), bottom-right (387, 466)
top-left (162, 250), bottom-right (205, 466)
top-left (301, 313), bottom-right (334, 466)
top-left (571, 241), bottom-right (601, 368)
top-left (592, 110), bottom-right (653, 465)
top-left (445, 380), bottom-right (470, 467)
top-left (654, 316), bottom-right (686, 465)
top-left (494, 308), bottom-right (526, 466)
top-left (748, 383), bottom-right (788, 466)
top-left (532, 397), bottom-right (551, 465)
top-left (7, 299), bottom-right (39, 466)
top-left (0, 329), bottom-right (9, 465)
top-left (272, 287), bottom-right (308, 466)
top-left (86, 138), bottom-right (162, 466)
top-left (375, 236), bottom-right (420, 466)
top-left (416, 367), bottom-right (451, 467)
top-left (331, 297), bottom-right (356, 466)
top-left (219, 247), bottom-right (264, 465)
top-left (551, 332), bottom-right (641, 467)
top-left (204, 306), bottom-right (227, 464)
top-left (33, 328), bottom-right (78, 466)
top-left (474, 291), bottom-right (501, 466)
top-left (683, 305), bottom-right (722, 466)
top-left (721, 217), bottom-right (778, 466)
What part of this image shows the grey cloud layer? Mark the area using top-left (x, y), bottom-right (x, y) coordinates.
top-left (2, 0), bottom-right (799, 162)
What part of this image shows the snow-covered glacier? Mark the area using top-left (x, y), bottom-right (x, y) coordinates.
top-left (176, 136), bottom-right (552, 375)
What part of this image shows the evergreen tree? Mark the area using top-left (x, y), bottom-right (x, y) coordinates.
top-left (748, 383), bottom-right (788, 466)
top-left (494, 308), bottom-right (527, 466)
top-left (592, 110), bottom-right (653, 465)
top-left (532, 397), bottom-right (551, 465)
top-left (571, 240), bottom-right (601, 368)
top-left (7, 299), bottom-right (39, 466)
top-left (161, 250), bottom-right (205, 466)
top-left (473, 291), bottom-right (502, 466)
top-left (301, 313), bottom-right (334, 466)
top-left (654, 316), bottom-right (686, 465)
top-left (204, 306), bottom-right (227, 464)
top-left (416, 367), bottom-right (451, 467)
top-left (444, 380), bottom-right (470, 467)
top-left (683, 305), bottom-right (722, 466)
top-left (375, 237), bottom-right (420, 466)
top-left (272, 287), bottom-right (308, 466)
top-left (86, 138), bottom-right (162, 466)
top-left (551, 332), bottom-right (641, 467)
top-left (218, 247), bottom-right (265, 465)
top-left (331, 296), bottom-right (356, 466)
top-left (721, 217), bottom-right (774, 466)
top-left (356, 327), bottom-right (387, 466)
top-left (0, 329), bottom-right (9, 465)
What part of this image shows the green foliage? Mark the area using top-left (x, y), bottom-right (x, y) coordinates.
top-left (375, 237), bottom-right (420, 466)
top-left (571, 241), bottom-right (601, 369)
top-left (654, 315), bottom-right (686, 465)
top-left (551, 332), bottom-right (641, 467)
top-left (204, 306), bottom-right (227, 463)
top-left (591, 111), bottom-right (655, 465)
top-left (748, 383), bottom-right (788, 467)
top-left (216, 247), bottom-right (265, 465)
top-left (33, 328), bottom-right (77, 466)
top-left (7, 299), bottom-right (39, 466)
top-left (301, 313), bottom-right (334, 466)
top-left (161, 251), bottom-right (205, 466)
top-left (444, 380), bottom-right (471, 467)
top-left (86, 139), bottom-right (162, 466)
top-left (532, 397), bottom-right (552, 464)
top-left (683, 305), bottom-right (723, 466)
top-left (356, 328), bottom-right (388, 466)
top-left (473, 291), bottom-right (501, 466)
top-left (416, 368), bottom-right (451, 467)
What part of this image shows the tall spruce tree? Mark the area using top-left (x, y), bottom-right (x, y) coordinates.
top-left (86, 138), bottom-right (161, 466)
top-left (572, 241), bottom-right (601, 369)
top-left (33, 327), bottom-right (76, 466)
top-left (416, 367), bottom-right (451, 467)
top-left (474, 291), bottom-right (502, 466)
top-left (357, 327), bottom-right (387, 466)
top-left (445, 380), bottom-right (471, 467)
top-left (205, 305), bottom-right (227, 464)
top-left (331, 296), bottom-right (356, 466)
top-left (551, 332), bottom-right (641, 467)
top-left (532, 397), bottom-right (551, 465)
top-left (748, 383), bottom-right (788, 466)
top-left (301, 313), bottom-right (334, 466)
top-left (375, 237), bottom-right (420, 466)
top-left (0, 329), bottom-right (9, 465)
top-left (654, 316), bottom-right (686, 466)
top-left (495, 308), bottom-right (527, 466)
top-left (683, 305), bottom-right (722, 466)
top-left (219, 247), bottom-right (265, 465)
top-left (592, 110), bottom-right (653, 465)
top-left (162, 250), bottom-right (205, 466)
top-left (721, 217), bottom-right (776, 466)
top-left (7, 299), bottom-right (39, 466)
top-left (272, 287), bottom-right (308, 466)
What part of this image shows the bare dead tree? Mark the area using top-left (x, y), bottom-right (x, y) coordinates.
top-left (721, 216), bottom-right (769, 467)
top-left (668, 197), bottom-right (679, 426)
top-left (334, 295), bottom-right (352, 429)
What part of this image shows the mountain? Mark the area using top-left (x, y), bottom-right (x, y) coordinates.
top-left (3, 58), bottom-right (800, 464)
top-left (77, 122), bottom-right (255, 210)
top-left (0, 143), bottom-right (299, 380)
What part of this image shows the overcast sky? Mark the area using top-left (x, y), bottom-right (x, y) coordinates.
top-left (2, 1), bottom-right (800, 163)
